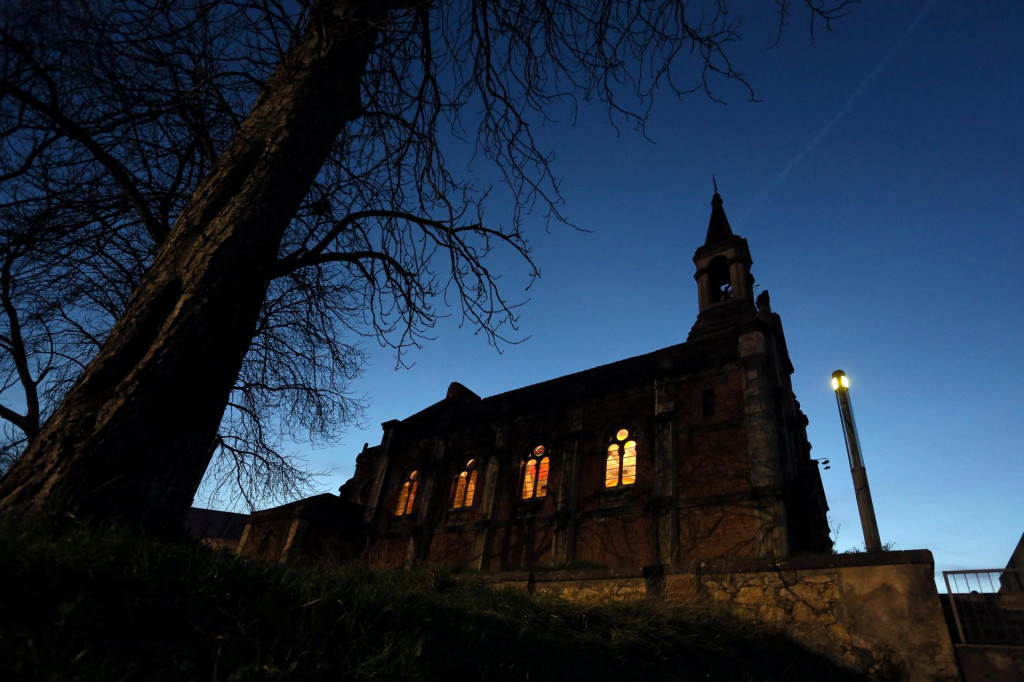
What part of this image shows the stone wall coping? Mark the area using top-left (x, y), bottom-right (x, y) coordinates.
top-left (479, 566), bottom-right (646, 583)
top-left (476, 550), bottom-right (935, 586)
top-left (478, 570), bottom-right (532, 583)
top-left (676, 549), bottom-right (935, 575)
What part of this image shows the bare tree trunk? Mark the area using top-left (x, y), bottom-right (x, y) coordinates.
top-left (0, 1), bottom-right (382, 534)
top-left (0, 249), bottom-right (42, 442)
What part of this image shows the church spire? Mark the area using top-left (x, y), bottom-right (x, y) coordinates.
top-left (688, 183), bottom-right (756, 340)
top-left (704, 181), bottom-right (734, 246)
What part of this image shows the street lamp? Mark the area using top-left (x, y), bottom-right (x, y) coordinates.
top-left (831, 370), bottom-right (883, 552)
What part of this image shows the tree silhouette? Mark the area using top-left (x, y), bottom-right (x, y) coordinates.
top-left (0, 0), bottom-right (852, 532)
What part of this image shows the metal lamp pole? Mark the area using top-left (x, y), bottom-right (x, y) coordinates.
top-left (831, 370), bottom-right (882, 552)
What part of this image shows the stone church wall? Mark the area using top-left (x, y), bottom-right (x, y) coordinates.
top-left (243, 323), bottom-right (829, 573)
top-left (347, 332), bottom-right (830, 574)
top-left (369, 533), bottom-right (411, 567)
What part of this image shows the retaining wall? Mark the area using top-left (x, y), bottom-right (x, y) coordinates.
top-left (482, 550), bottom-right (960, 682)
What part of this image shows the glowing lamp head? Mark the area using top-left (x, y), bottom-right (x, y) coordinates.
top-left (831, 370), bottom-right (849, 391)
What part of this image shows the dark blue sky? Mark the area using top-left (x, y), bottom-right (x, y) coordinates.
top-left (289, 0), bottom-right (1022, 579)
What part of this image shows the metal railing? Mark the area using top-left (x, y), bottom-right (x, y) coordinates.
top-left (943, 568), bottom-right (1024, 645)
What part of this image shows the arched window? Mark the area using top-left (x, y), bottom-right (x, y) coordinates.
top-left (521, 445), bottom-right (550, 500)
top-left (605, 429), bottom-right (637, 488)
top-left (395, 470), bottom-right (418, 516)
top-left (709, 256), bottom-right (733, 302)
top-left (450, 459), bottom-right (478, 509)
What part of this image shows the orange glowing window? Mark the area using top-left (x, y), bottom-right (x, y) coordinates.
top-left (605, 445), bottom-right (620, 487)
top-left (522, 459), bottom-right (536, 498)
top-left (622, 440), bottom-right (637, 485)
top-left (450, 459), bottom-right (477, 508)
top-left (522, 445), bottom-right (549, 499)
top-left (537, 455), bottom-right (549, 497)
top-left (395, 470), bottom-right (418, 516)
top-left (605, 429), bottom-right (637, 488)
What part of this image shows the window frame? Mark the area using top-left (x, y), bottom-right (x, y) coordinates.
top-left (394, 469), bottom-right (419, 516)
top-left (449, 458), bottom-right (478, 509)
top-left (520, 444), bottom-right (550, 501)
top-left (604, 428), bottom-right (638, 489)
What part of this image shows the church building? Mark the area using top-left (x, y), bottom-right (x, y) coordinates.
top-left (223, 195), bottom-right (968, 681)
top-left (293, 190), bottom-right (833, 571)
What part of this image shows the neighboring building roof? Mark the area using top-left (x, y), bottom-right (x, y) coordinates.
top-left (185, 507), bottom-right (249, 541)
top-left (246, 492), bottom-right (366, 524)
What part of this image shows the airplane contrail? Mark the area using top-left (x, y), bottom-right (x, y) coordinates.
top-left (738, 0), bottom-right (938, 225)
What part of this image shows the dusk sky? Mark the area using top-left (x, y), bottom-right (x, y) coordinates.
top-left (260, 0), bottom-right (1021, 582)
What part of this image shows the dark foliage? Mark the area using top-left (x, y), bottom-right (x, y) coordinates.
top-left (0, 518), bottom-right (869, 681)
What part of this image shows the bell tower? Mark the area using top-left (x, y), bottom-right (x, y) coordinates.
top-left (688, 187), bottom-right (756, 340)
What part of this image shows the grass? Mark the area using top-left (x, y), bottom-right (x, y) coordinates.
top-left (0, 516), bottom-right (868, 681)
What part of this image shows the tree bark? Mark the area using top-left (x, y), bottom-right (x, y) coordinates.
top-left (0, 0), bottom-right (384, 533)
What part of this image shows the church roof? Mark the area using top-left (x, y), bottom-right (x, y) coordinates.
top-left (704, 191), bottom-right (734, 246)
top-left (392, 333), bottom-right (744, 432)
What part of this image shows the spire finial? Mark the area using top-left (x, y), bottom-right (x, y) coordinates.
top-left (704, 181), bottom-right (733, 246)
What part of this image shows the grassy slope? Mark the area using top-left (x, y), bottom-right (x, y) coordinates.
top-left (0, 519), bottom-right (867, 681)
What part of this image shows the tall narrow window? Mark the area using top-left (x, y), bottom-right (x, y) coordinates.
top-left (702, 389), bottom-right (716, 418)
top-left (605, 444), bottom-right (620, 488)
top-left (521, 445), bottom-right (550, 499)
top-left (605, 428), bottom-right (637, 488)
top-left (450, 459), bottom-right (478, 509)
top-left (621, 438), bottom-right (636, 485)
top-left (395, 470), bottom-right (418, 516)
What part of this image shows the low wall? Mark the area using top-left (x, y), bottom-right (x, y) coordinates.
top-left (488, 567), bottom-right (650, 603)
top-left (480, 551), bottom-right (960, 682)
top-left (677, 551), bottom-right (960, 681)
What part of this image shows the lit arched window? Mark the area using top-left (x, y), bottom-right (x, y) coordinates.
top-left (521, 445), bottom-right (550, 499)
top-left (605, 429), bottom-right (637, 488)
top-left (450, 459), bottom-right (478, 509)
top-left (395, 470), bottom-right (418, 516)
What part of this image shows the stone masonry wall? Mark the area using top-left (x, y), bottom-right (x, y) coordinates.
top-left (675, 552), bottom-right (960, 681)
top-left (486, 568), bottom-right (650, 604)
top-left (480, 551), bottom-right (960, 682)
